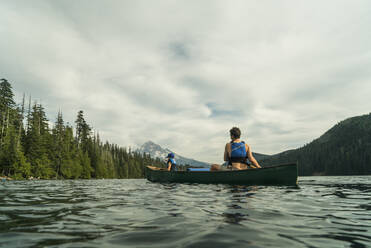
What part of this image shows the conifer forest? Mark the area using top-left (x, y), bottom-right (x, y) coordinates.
top-left (0, 78), bottom-right (164, 179)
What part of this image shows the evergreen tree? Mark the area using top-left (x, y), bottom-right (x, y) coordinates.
top-left (0, 78), bottom-right (29, 178)
top-left (0, 78), bottom-right (17, 147)
top-left (0, 78), bottom-right (15, 111)
top-left (51, 111), bottom-right (65, 178)
top-left (24, 103), bottom-right (53, 178)
top-left (59, 125), bottom-right (84, 179)
top-left (0, 125), bottom-right (31, 178)
top-left (75, 110), bottom-right (91, 152)
top-left (79, 150), bottom-right (92, 179)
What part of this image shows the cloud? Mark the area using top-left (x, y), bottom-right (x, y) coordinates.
top-left (1, 0), bottom-right (371, 163)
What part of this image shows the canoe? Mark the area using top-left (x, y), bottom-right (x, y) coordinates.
top-left (145, 163), bottom-right (298, 186)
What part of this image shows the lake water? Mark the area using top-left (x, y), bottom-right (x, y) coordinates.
top-left (0, 176), bottom-right (370, 248)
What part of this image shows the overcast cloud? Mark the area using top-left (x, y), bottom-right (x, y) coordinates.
top-left (1, 0), bottom-right (370, 163)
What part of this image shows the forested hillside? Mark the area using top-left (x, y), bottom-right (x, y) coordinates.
top-left (0, 78), bottom-right (164, 179)
top-left (261, 113), bottom-right (371, 176)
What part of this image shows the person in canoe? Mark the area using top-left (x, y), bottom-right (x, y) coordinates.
top-left (211, 127), bottom-right (261, 170)
top-left (166, 152), bottom-right (177, 171)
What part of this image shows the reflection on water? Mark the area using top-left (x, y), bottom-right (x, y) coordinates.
top-left (222, 186), bottom-right (257, 224)
top-left (0, 176), bottom-right (370, 248)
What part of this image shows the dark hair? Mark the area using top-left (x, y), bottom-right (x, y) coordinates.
top-left (229, 127), bottom-right (241, 139)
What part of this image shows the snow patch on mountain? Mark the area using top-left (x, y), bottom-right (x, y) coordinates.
top-left (138, 141), bottom-right (210, 167)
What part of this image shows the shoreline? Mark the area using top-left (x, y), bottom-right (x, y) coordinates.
top-left (1, 176), bottom-right (13, 181)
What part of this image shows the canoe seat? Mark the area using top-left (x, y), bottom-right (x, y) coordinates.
top-left (187, 168), bottom-right (210, 172)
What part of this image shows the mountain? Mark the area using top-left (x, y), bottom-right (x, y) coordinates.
top-left (253, 153), bottom-right (271, 161)
top-left (260, 113), bottom-right (371, 176)
top-left (138, 141), bottom-right (270, 167)
top-left (138, 141), bottom-right (210, 167)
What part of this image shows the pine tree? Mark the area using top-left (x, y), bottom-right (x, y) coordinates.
top-left (0, 125), bottom-right (30, 178)
top-left (0, 78), bottom-right (16, 111)
top-left (24, 102), bottom-right (53, 178)
top-left (51, 111), bottom-right (65, 178)
top-left (79, 150), bottom-right (92, 179)
top-left (75, 110), bottom-right (91, 152)
top-left (59, 125), bottom-right (84, 179)
top-left (0, 79), bottom-right (29, 178)
top-left (0, 78), bottom-right (16, 147)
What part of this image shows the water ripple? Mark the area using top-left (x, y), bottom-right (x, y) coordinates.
top-left (0, 176), bottom-right (370, 248)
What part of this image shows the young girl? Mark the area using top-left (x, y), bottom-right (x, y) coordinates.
top-left (166, 152), bottom-right (177, 171)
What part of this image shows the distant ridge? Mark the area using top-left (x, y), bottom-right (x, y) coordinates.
top-left (138, 141), bottom-right (270, 167)
top-left (253, 152), bottom-right (271, 162)
top-left (138, 141), bottom-right (210, 167)
top-left (261, 113), bottom-right (371, 176)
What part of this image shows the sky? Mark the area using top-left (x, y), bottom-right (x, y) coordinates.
top-left (1, 0), bottom-right (371, 163)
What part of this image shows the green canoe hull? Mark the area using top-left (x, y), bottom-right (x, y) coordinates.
top-left (145, 163), bottom-right (298, 186)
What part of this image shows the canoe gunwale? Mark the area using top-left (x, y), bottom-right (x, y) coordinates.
top-left (146, 163), bottom-right (297, 174)
top-left (145, 163), bottom-right (298, 186)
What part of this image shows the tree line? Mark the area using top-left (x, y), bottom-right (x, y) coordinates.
top-left (0, 78), bottom-right (164, 179)
top-left (260, 113), bottom-right (371, 176)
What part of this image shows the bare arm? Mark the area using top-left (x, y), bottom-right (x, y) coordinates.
top-left (167, 161), bottom-right (171, 171)
top-left (246, 144), bottom-right (261, 168)
top-left (224, 143), bottom-right (230, 161)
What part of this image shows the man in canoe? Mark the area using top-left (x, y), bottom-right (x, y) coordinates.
top-left (211, 127), bottom-right (261, 170)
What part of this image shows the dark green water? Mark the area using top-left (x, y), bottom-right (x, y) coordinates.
top-left (0, 176), bottom-right (370, 248)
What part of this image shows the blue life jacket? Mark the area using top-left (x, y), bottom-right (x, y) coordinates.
top-left (229, 141), bottom-right (249, 165)
top-left (167, 158), bottom-right (177, 171)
